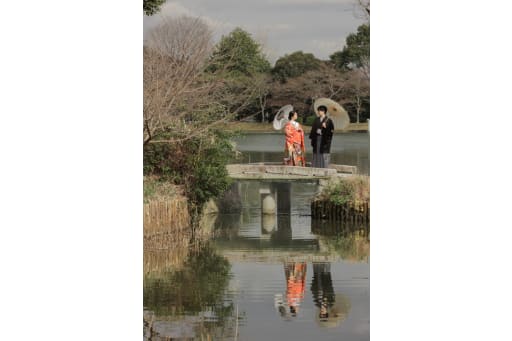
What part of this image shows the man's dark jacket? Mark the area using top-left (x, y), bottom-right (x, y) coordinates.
top-left (309, 116), bottom-right (335, 153)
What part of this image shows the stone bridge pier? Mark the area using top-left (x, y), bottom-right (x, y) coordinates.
top-left (259, 182), bottom-right (291, 215)
top-left (260, 182), bottom-right (292, 234)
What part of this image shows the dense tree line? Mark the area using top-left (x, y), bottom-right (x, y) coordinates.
top-left (210, 24), bottom-right (370, 124)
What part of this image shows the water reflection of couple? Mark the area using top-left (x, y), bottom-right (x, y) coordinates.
top-left (276, 262), bottom-right (350, 327)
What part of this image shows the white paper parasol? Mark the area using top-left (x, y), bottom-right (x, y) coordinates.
top-left (314, 98), bottom-right (350, 130)
top-left (273, 104), bottom-right (294, 130)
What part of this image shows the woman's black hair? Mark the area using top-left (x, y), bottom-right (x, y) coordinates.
top-left (288, 110), bottom-right (297, 120)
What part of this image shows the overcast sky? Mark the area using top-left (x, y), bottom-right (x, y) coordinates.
top-left (143, 0), bottom-right (367, 64)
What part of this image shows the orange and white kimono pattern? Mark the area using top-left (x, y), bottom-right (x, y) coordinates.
top-left (284, 121), bottom-right (306, 166)
top-left (284, 262), bottom-right (307, 315)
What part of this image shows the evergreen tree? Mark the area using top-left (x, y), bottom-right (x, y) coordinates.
top-left (330, 24), bottom-right (369, 71)
top-left (272, 51), bottom-right (321, 82)
top-left (208, 28), bottom-right (271, 76)
top-left (143, 0), bottom-right (166, 16)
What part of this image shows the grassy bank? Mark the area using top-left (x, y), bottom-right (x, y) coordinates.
top-left (318, 175), bottom-right (370, 206)
top-left (222, 121), bottom-right (368, 133)
top-left (312, 176), bottom-right (370, 223)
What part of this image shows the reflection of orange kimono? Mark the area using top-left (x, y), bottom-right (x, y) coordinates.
top-left (284, 262), bottom-right (307, 310)
top-left (284, 121), bottom-right (306, 166)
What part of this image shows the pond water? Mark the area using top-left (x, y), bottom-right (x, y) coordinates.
top-left (233, 132), bottom-right (370, 175)
top-left (143, 132), bottom-right (370, 340)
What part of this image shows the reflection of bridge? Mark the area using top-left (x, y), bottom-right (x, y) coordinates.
top-left (213, 208), bottom-right (369, 264)
top-left (215, 232), bottom-right (368, 263)
top-left (218, 250), bottom-right (346, 263)
top-left (214, 225), bottom-right (369, 263)
top-left (213, 173), bottom-right (369, 264)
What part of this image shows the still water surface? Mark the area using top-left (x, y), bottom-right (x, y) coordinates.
top-left (233, 132), bottom-right (370, 175)
top-left (144, 132), bottom-right (370, 340)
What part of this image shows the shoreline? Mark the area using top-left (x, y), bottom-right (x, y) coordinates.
top-left (225, 122), bottom-right (368, 134)
top-left (238, 130), bottom-right (368, 135)
top-left (221, 121), bottom-right (369, 134)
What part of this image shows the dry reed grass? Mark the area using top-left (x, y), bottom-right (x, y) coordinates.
top-left (143, 191), bottom-right (222, 275)
top-left (143, 186), bottom-right (193, 276)
top-left (143, 195), bottom-right (192, 275)
top-left (347, 175), bottom-right (370, 203)
top-left (144, 196), bottom-right (190, 235)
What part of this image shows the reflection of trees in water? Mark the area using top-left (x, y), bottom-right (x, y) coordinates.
top-left (144, 227), bottom-right (192, 276)
top-left (213, 213), bottom-right (242, 239)
top-left (144, 246), bottom-right (189, 276)
top-left (313, 220), bottom-right (370, 262)
top-left (143, 242), bottom-right (237, 340)
top-left (216, 182), bottom-right (242, 214)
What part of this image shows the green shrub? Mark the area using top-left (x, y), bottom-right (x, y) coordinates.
top-left (272, 51), bottom-right (321, 82)
top-left (143, 180), bottom-right (156, 202)
top-left (329, 181), bottom-right (354, 205)
top-left (184, 132), bottom-right (235, 209)
top-left (321, 176), bottom-right (370, 206)
top-left (304, 115), bottom-right (317, 126)
top-left (144, 130), bottom-right (239, 227)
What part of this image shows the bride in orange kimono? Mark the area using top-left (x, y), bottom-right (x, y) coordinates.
top-left (284, 110), bottom-right (306, 166)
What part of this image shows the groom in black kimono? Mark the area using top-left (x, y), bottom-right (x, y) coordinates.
top-left (309, 105), bottom-right (334, 168)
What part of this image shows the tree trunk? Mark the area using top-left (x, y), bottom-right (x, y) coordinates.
top-left (356, 95), bottom-right (361, 123)
top-left (260, 95), bottom-right (266, 123)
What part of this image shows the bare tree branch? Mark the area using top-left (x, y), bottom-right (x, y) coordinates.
top-left (144, 16), bottom-right (274, 146)
top-left (355, 0), bottom-right (370, 21)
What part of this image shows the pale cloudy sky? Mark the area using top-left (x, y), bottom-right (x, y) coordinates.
top-left (143, 0), bottom-right (367, 64)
